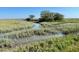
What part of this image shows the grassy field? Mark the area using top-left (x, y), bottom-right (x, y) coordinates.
top-left (0, 19), bottom-right (79, 52)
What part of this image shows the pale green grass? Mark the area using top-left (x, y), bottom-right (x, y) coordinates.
top-left (0, 20), bottom-right (33, 33)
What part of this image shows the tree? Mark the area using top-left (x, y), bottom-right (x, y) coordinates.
top-left (39, 10), bottom-right (55, 22)
top-left (40, 11), bottom-right (50, 22)
top-left (25, 10), bottom-right (64, 22)
top-left (25, 18), bottom-right (31, 21)
top-left (41, 10), bottom-right (50, 18)
top-left (29, 15), bottom-right (35, 20)
top-left (25, 15), bottom-right (35, 21)
top-left (54, 13), bottom-right (64, 21)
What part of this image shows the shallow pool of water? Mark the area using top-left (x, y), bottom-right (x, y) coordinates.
top-left (32, 23), bottom-right (41, 30)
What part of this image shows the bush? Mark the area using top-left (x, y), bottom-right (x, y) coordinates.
top-left (39, 42), bottom-right (44, 48)
top-left (25, 18), bottom-right (31, 21)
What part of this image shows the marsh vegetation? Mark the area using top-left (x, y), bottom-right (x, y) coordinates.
top-left (0, 10), bottom-right (79, 52)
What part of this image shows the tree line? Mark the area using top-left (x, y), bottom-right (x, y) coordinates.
top-left (25, 10), bottom-right (64, 22)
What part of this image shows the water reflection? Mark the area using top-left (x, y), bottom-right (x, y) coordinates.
top-left (32, 23), bottom-right (41, 30)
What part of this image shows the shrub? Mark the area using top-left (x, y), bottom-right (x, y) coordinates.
top-left (39, 42), bottom-right (44, 48)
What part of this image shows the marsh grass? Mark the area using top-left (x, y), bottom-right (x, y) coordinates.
top-left (12, 34), bottom-right (79, 52)
top-left (0, 19), bottom-right (79, 51)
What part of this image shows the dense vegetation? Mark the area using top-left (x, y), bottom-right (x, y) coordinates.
top-left (14, 34), bottom-right (79, 52)
top-left (25, 10), bottom-right (64, 22)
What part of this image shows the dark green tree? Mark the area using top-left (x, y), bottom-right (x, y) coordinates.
top-left (25, 15), bottom-right (35, 21)
top-left (29, 15), bottom-right (35, 20)
top-left (39, 10), bottom-right (55, 22)
top-left (54, 13), bottom-right (64, 21)
top-left (25, 18), bottom-right (31, 21)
